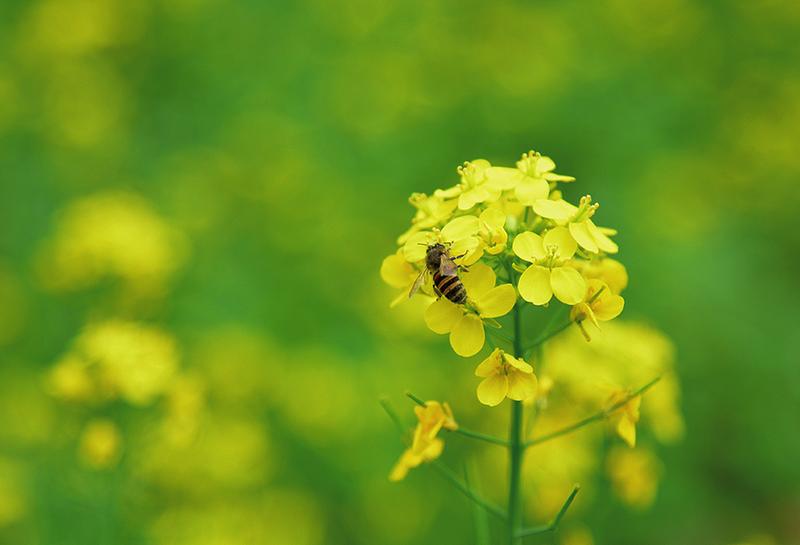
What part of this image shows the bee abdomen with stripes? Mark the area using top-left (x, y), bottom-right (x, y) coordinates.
top-left (433, 271), bottom-right (467, 304)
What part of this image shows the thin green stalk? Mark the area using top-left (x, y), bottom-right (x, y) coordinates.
top-left (524, 376), bottom-right (662, 448)
top-left (465, 462), bottom-right (491, 545)
top-left (507, 301), bottom-right (525, 545)
top-left (516, 485), bottom-right (580, 539)
top-left (453, 427), bottom-right (509, 447)
top-left (431, 461), bottom-right (507, 520)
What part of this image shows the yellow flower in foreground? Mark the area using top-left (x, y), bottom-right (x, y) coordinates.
top-left (380, 250), bottom-right (422, 307)
top-left (475, 348), bottom-right (538, 406)
top-left (435, 159), bottom-right (501, 210)
top-left (486, 150), bottom-right (574, 206)
top-left (389, 400), bottom-right (457, 482)
top-left (606, 446), bottom-right (661, 508)
top-left (403, 215), bottom-right (483, 266)
top-left (424, 264), bottom-right (517, 357)
top-left (534, 195), bottom-right (618, 254)
top-left (607, 391), bottom-right (641, 447)
top-left (513, 227), bottom-right (586, 305)
top-left (477, 207), bottom-right (508, 255)
top-left (571, 279), bottom-right (625, 341)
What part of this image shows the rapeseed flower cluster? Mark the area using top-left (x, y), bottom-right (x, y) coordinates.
top-left (381, 151), bottom-right (681, 541)
top-left (381, 150), bottom-right (626, 388)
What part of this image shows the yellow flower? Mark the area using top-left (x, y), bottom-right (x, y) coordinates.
top-left (607, 391), bottom-right (641, 447)
top-left (380, 249), bottom-right (423, 307)
top-left (606, 446), bottom-right (661, 508)
top-left (411, 401), bottom-right (458, 450)
top-left (424, 264), bottom-right (517, 357)
top-left (79, 419), bottom-right (122, 469)
top-left (570, 258), bottom-right (628, 294)
top-left (485, 150), bottom-right (573, 206)
top-left (389, 400), bottom-right (457, 482)
top-left (571, 279), bottom-right (625, 341)
top-left (533, 195), bottom-right (618, 254)
top-left (474, 348), bottom-right (537, 406)
top-left (477, 207), bottom-right (509, 255)
top-left (435, 160), bottom-right (501, 210)
top-left (397, 192), bottom-right (459, 244)
top-left (513, 226), bottom-right (586, 305)
top-left (402, 215), bottom-right (483, 267)
top-left (388, 438), bottom-right (443, 482)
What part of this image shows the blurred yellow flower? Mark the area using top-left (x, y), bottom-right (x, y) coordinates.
top-left (570, 258), bottom-right (628, 294)
top-left (514, 227), bottom-right (586, 305)
top-left (79, 419), bottom-right (122, 469)
top-left (474, 348), bottom-right (537, 407)
top-left (424, 264), bottom-right (517, 356)
top-left (606, 446), bottom-right (661, 508)
top-left (37, 191), bottom-right (187, 296)
top-left (389, 400), bottom-right (457, 482)
top-left (571, 279), bottom-right (625, 341)
top-left (607, 391), bottom-right (641, 447)
top-left (49, 320), bottom-right (179, 406)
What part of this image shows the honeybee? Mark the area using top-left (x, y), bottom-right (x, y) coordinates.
top-left (409, 243), bottom-right (467, 304)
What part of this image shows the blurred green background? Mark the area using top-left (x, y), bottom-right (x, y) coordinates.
top-left (1, 0), bottom-right (799, 544)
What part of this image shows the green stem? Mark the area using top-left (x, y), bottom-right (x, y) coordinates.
top-left (516, 485), bottom-right (580, 539)
top-left (431, 461), bottom-right (507, 520)
top-left (453, 427), bottom-right (509, 447)
top-left (524, 376), bottom-right (662, 448)
top-left (507, 302), bottom-right (525, 545)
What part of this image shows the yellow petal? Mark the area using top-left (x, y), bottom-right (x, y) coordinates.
top-left (485, 166), bottom-right (522, 190)
top-left (616, 417), bottom-right (637, 448)
top-left (532, 199), bottom-right (576, 222)
top-left (420, 437), bottom-right (444, 461)
top-left (460, 263), bottom-right (495, 300)
top-left (450, 313), bottom-right (485, 357)
top-left (518, 265), bottom-right (553, 305)
top-left (595, 294), bottom-right (624, 321)
top-left (507, 371), bottom-right (538, 402)
top-left (512, 231), bottom-right (545, 263)
top-left (502, 353), bottom-right (533, 374)
top-left (450, 236), bottom-right (482, 263)
top-left (569, 221), bottom-right (599, 253)
top-left (403, 231), bottom-right (436, 262)
top-left (442, 215), bottom-right (481, 241)
top-left (389, 449), bottom-right (416, 482)
top-left (380, 253), bottom-right (414, 288)
top-left (515, 177), bottom-right (550, 206)
top-left (479, 207), bottom-right (507, 230)
top-left (587, 220), bottom-right (619, 254)
top-left (477, 374), bottom-right (508, 406)
top-left (550, 267), bottom-right (586, 305)
top-left (535, 155), bottom-right (556, 174)
top-left (424, 298), bottom-right (462, 334)
top-left (475, 348), bottom-right (503, 377)
top-left (476, 284), bottom-right (517, 318)
top-left (543, 226), bottom-right (578, 259)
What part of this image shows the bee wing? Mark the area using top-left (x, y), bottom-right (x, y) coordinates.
top-left (439, 255), bottom-right (458, 276)
top-left (408, 270), bottom-right (427, 298)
